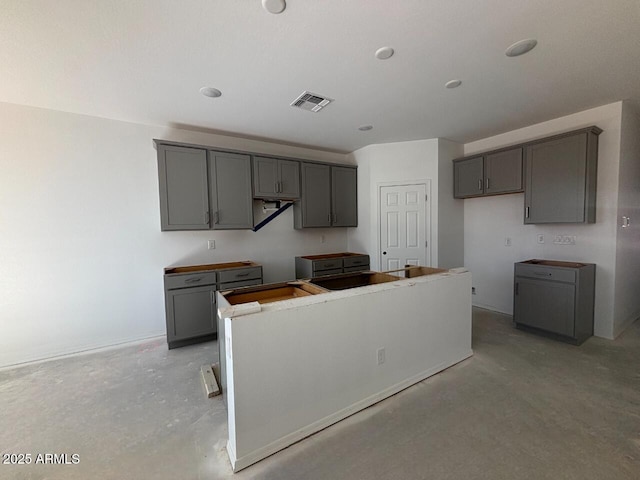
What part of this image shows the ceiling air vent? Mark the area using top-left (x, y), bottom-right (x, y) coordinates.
top-left (290, 91), bottom-right (333, 113)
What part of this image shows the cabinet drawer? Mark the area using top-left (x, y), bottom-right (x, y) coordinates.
top-left (219, 278), bottom-right (263, 291)
top-left (343, 255), bottom-right (369, 268)
top-left (218, 266), bottom-right (262, 284)
top-left (165, 271), bottom-right (218, 290)
top-left (311, 268), bottom-right (343, 277)
top-left (515, 264), bottom-right (576, 283)
top-left (344, 265), bottom-right (369, 273)
top-left (312, 259), bottom-right (343, 271)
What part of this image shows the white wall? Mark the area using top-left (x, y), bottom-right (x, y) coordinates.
top-left (613, 102), bottom-right (640, 337)
top-left (348, 139), bottom-right (440, 271)
top-left (0, 102), bottom-right (350, 367)
top-left (463, 102), bottom-right (623, 339)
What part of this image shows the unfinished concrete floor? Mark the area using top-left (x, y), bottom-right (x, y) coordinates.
top-left (1, 308), bottom-right (639, 479)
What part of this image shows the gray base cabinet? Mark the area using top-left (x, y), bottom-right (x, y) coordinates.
top-left (295, 253), bottom-right (369, 279)
top-left (164, 262), bottom-right (262, 349)
top-left (513, 260), bottom-right (595, 345)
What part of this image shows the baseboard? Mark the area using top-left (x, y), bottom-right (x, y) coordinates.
top-left (613, 311), bottom-right (640, 339)
top-left (0, 333), bottom-right (166, 371)
top-left (230, 349), bottom-right (473, 472)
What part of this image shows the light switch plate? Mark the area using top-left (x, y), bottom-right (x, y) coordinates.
top-left (208, 240), bottom-right (216, 250)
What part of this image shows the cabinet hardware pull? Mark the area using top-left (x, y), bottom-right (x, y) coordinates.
top-left (534, 271), bottom-right (551, 277)
top-left (185, 277), bottom-right (203, 283)
top-left (478, 179), bottom-right (482, 190)
top-left (486, 178), bottom-right (490, 189)
top-left (213, 211), bottom-right (219, 224)
top-left (236, 272), bottom-right (250, 277)
top-left (274, 181), bottom-right (279, 193)
top-left (526, 206), bottom-right (530, 218)
top-left (328, 214), bottom-right (331, 223)
top-left (205, 211), bottom-right (210, 224)
top-left (333, 213), bottom-right (337, 223)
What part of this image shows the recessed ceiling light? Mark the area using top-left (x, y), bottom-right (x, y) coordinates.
top-left (505, 38), bottom-right (537, 57)
top-left (358, 125), bottom-right (374, 131)
top-left (375, 47), bottom-right (394, 60)
top-left (445, 79), bottom-right (462, 89)
top-left (199, 87), bottom-right (222, 98)
top-left (262, 0), bottom-right (286, 14)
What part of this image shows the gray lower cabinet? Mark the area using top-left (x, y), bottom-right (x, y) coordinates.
top-left (295, 253), bottom-right (370, 278)
top-left (453, 148), bottom-right (523, 199)
top-left (164, 262), bottom-right (262, 349)
top-left (253, 156), bottom-right (300, 199)
top-left (209, 151), bottom-right (253, 229)
top-left (524, 128), bottom-right (600, 224)
top-left (295, 163), bottom-right (357, 228)
top-left (513, 260), bottom-right (595, 345)
top-left (157, 145), bottom-right (210, 230)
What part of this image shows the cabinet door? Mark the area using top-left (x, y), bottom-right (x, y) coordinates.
top-left (165, 285), bottom-right (216, 343)
top-left (252, 156), bottom-right (278, 198)
top-left (331, 166), bottom-right (357, 227)
top-left (514, 278), bottom-right (575, 337)
top-left (278, 159), bottom-right (300, 199)
top-left (524, 133), bottom-right (588, 223)
top-left (300, 163), bottom-right (331, 227)
top-left (485, 148), bottom-right (523, 194)
top-left (453, 156), bottom-right (484, 198)
top-left (209, 152), bottom-right (253, 229)
top-left (157, 145), bottom-right (209, 230)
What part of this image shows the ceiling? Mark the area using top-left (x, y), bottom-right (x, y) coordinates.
top-left (2, 0), bottom-right (639, 153)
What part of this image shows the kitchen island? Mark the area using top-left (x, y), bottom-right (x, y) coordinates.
top-left (217, 267), bottom-right (472, 472)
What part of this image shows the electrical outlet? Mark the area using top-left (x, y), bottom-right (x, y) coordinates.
top-left (208, 240), bottom-right (216, 250)
top-left (320, 235), bottom-right (325, 244)
top-left (505, 237), bottom-right (512, 246)
top-left (537, 234), bottom-right (545, 244)
top-left (472, 287), bottom-right (476, 295)
top-left (376, 347), bottom-right (385, 365)
top-left (553, 235), bottom-right (576, 245)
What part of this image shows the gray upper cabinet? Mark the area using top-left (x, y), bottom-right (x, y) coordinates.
top-left (454, 156), bottom-right (484, 198)
top-left (209, 151), bottom-right (253, 229)
top-left (331, 166), bottom-right (357, 227)
top-left (157, 145), bottom-right (210, 231)
top-left (524, 127), bottom-right (601, 224)
top-left (485, 148), bottom-right (523, 194)
top-left (295, 163), bottom-right (358, 228)
top-left (252, 156), bottom-right (300, 199)
top-left (453, 149), bottom-right (523, 199)
top-left (298, 163), bottom-right (332, 227)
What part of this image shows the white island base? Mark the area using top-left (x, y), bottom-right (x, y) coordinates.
top-left (217, 268), bottom-right (472, 472)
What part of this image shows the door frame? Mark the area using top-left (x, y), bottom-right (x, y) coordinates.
top-left (377, 179), bottom-right (432, 271)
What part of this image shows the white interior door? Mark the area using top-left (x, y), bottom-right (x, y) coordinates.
top-left (379, 183), bottom-right (428, 274)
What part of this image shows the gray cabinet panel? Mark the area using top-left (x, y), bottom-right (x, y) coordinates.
top-left (485, 148), bottom-right (523, 194)
top-left (253, 157), bottom-right (300, 199)
top-left (252, 156), bottom-right (278, 198)
top-left (209, 151), bottom-right (253, 229)
top-left (299, 163), bottom-right (331, 227)
top-left (279, 159), bottom-right (300, 198)
top-left (453, 156), bottom-right (484, 198)
top-left (158, 145), bottom-right (209, 230)
top-left (515, 278), bottom-right (575, 337)
top-left (525, 133), bottom-right (588, 224)
top-left (332, 166), bottom-right (357, 227)
top-left (165, 285), bottom-right (216, 344)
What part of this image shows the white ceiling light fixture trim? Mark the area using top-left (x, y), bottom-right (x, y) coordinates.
top-left (445, 79), bottom-right (462, 89)
top-left (358, 125), bottom-right (373, 131)
top-left (199, 86), bottom-right (222, 98)
top-left (505, 38), bottom-right (538, 57)
top-left (262, 0), bottom-right (286, 14)
top-left (375, 47), bottom-right (394, 60)
top-left (291, 91), bottom-right (333, 113)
